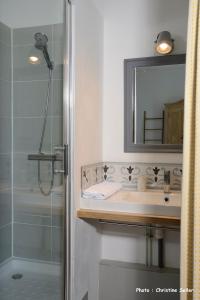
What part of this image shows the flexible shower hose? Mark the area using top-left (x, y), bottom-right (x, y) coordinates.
top-left (38, 69), bottom-right (54, 196)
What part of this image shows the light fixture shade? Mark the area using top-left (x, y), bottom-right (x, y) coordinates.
top-left (155, 31), bottom-right (174, 55)
top-left (28, 46), bottom-right (42, 65)
top-left (29, 56), bottom-right (40, 64)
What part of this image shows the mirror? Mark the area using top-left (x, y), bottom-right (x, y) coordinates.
top-left (124, 54), bottom-right (186, 152)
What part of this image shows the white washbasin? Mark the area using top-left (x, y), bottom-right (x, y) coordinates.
top-left (108, 189), bottom-right (181, 207)
top-left (80, 189), bottom-right (181, 217)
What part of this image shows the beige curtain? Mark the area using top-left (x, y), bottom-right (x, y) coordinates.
top-left (181, 0), bottom-right (200, 299)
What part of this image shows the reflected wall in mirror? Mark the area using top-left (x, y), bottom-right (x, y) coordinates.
top-left (124, 54), bottom-right (186, 153)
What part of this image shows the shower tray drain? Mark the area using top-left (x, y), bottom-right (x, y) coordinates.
top-left (12, 273), bottom-right (23, 280)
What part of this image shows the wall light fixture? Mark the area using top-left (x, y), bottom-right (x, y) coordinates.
top-left (155, 31), bottom-right (174, 55)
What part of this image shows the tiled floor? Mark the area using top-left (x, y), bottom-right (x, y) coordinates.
top-left (99, 260), bottom-right (180, 300)
top-left (0, 260), bottom-right (63, 300)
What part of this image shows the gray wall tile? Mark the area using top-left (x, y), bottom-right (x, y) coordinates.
top-left (13, 25), bottom-right (52, 46)
top-left (0, 224), bottom-right (12, 264)
top-left (53, 23), bottom-right (64, 80)
top-left (52, 116), bottom-right (63, 147)
top-left (13, 44), bottom-right (53, 81)
top-left (52, 64), bottom-right (63, 80)
top-left (52, 188), bottom-right (64, 227)
top-left (13, 153), bottom-right (52, 189)
top-left (52, 227), bottom-right (63, 262)
top-left (52, 79), bottom-right (63, 116)
top-left (0, 80), bottom-right (11, 117)
top-left (53, 24), bottom-right (64, 43)
top-left (0, 154), bottom-right (11, 190)
top-left (13, 117), bottom-right (51, 153)
top-left (14, 212), bottom-right (51, 227)
top-left (0, 41), bottom-right (11, 81)
top-left (13, 80), bottom-right (62, 118)
top-left (13, 81), bottom-right (50, 117)
top-left (13, 153), bottom-right (38, 188)
top-left (0, 21), bottom-right (12, 265)
top-left (0, 117), bottom-right (11, 153)
top-left (13, 188), bottom-right (51, 226)
top-left (0, 190), bottom-right (11, 227)
top-left (0, 21), bottom-right (11, 45)
top-left (14, 223), bottom-right (51, 261)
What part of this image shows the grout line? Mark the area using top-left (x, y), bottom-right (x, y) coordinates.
top-left (0, 187), bottom-right (12, 192)
top-left (13, 153), bottom-right (52, 156)
top-left (13, 78), bottom-right (63, 83)
top-left (50, 24), bottom-right (54, 260)
top-left (12, 256), bottom-right (61, 265)
top-left (13, 79), bottom-right (62, 83)
top-left (16, 213), bottom-right (51, 218)
top-left (0, 152), bottom-right (12, 155)
top-left (13, 115), bottom-right (62, 119)
top-left (11, 27), bottom-right (14, 258)
top-left (0, 79), bottom-right (12, 83)
top-left (0, 116), bottom-right (12, 118)
top-left (13, 221), bottom-right (61, 229)
top-left (13, 41), bottom-right (54, 48)
top-left (13, 43), bottom-right (50, 47)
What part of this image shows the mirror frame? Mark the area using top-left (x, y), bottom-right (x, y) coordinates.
top-left (124, 54), bottom-right (186, 153)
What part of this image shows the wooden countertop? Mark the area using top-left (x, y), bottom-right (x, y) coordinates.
top-left (77, 209), bottom-right (180, 226)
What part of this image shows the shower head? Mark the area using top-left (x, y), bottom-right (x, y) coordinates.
top-left (34, 32), bottom-right (48, 50)
top-left (34, 33), bottom-right (53, 70)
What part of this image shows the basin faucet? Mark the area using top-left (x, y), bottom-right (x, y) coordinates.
top-left (163, 170), bottom-right (170, 193)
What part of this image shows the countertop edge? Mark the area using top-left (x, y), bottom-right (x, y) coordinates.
top-left (77, 209), bottom-right (181, 226)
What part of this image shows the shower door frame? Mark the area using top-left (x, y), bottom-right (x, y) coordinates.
top-left (63, 1), bottom-right (73, 300)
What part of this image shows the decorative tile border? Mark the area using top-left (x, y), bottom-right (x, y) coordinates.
top-left (81, 162), bottom-right (182, 192)
top-left (81, 163), bottom-right (104, 191)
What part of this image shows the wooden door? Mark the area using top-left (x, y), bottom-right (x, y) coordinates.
top-left (164, 99), bottom-right (184, 144)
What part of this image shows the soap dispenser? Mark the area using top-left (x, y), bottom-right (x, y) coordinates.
top-left (137, 175), bottom-right (147, 192)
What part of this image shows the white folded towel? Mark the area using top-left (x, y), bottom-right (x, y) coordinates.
top-left (82, 182), bottom-right (122, 200)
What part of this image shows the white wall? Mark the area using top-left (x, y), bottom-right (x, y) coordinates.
top-left (74, 0), bottom-right (103, 210)
top-left (98, 0), bottom-right (188, 275)
top-left (102, 0), bottom-right (188, 162)
top-left (0, 0), bottom-right (63, 28)
top-left (101, 224), bottom-right (180, 269)
top-left (73, 0), bottom-right (103, 299)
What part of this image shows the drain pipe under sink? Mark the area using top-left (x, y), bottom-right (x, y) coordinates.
top-left (155, 228), bottom-right (164, 268)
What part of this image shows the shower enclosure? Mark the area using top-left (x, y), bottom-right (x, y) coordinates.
top-left (0, 0), bottom-right (70, 299)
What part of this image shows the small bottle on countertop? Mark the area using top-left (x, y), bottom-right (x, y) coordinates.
top-left (137, 175), bottom-right (147, 192)
top-left (163, 170), bottom-right (170, 193)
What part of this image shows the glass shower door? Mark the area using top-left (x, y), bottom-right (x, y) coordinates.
top-left (0, 1), bottom-right (68, 299)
